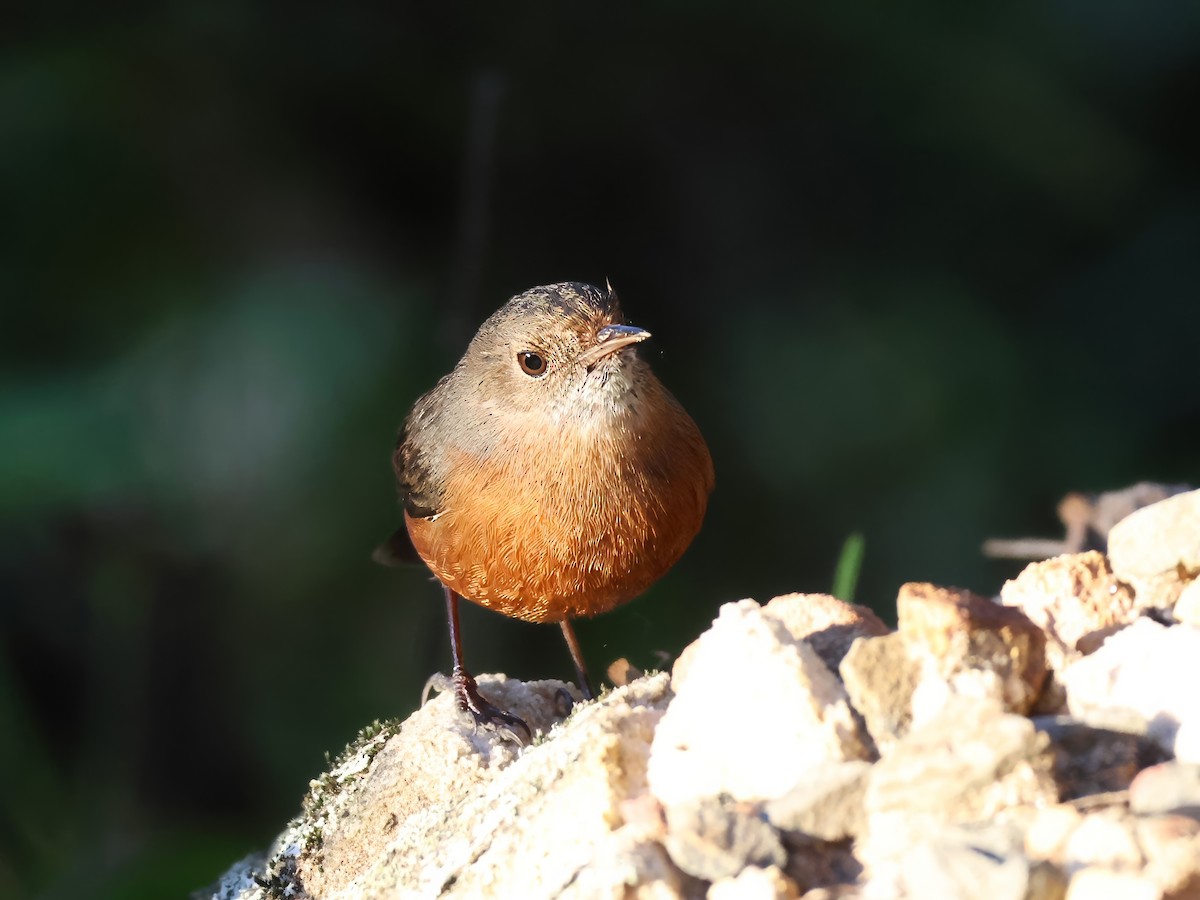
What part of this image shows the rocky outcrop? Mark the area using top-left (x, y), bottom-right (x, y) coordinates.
top-left (199, 489), bottom-right (1200, 900)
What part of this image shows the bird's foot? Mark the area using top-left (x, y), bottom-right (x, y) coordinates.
top-left (450, 666), bottom-right (532, 746)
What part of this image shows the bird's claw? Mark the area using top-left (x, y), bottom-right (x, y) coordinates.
top-left (452, 667), bottom-right (532, 746)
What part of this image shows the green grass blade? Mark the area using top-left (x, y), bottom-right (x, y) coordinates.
top-left (832, 531), bottom-right (866, 602)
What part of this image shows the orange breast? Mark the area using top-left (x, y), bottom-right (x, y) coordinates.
top-left (405, 401), bottom-right (713, 624)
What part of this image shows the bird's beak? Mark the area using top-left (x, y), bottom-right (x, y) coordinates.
top-left (577, 323), bottom-right (652, 369)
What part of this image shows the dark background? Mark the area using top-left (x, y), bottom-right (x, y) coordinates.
top-left (2, 3), bottom-right (1197, 897)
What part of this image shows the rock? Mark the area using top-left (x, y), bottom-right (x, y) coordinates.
top-left (864, 699), bottom-right (1058, 827)
top-left (840, 584), bottom-right (1049, 756)
top-left (565, 834), bottom-right (692, 900)
top-left (305, 676), bottom-right (588, 898)
top-left (707, 866), bottom-right (800, 900)
top-left (799, 888), bottom-right (861, 900)
top-left (761, 593), bottom-right (890, 673)
top-left (893, 824), bottom-right (1066, 900)
top-left (1129, 762), bottom-right (1200, 818)
top-left (999, 551), bottom-right (1137, 672)
top-left (1029, 804), bottom-right (1200, 899)
top-left (1030, 673), bottom-right (1069, 717)
top-left (1135, 814), bottom-right (1200, 897)
top-left (1061, 618), bottom-right (1200, 763)
top-left (897, 582), bottom-right (1048, 716)
top-left (196, 554), bottom-right (1200, 899)
top-left (649, 600), bottom-right (869, 808)
top-left (200, 673), bottom-right (686, 900)
top-left (839, 632), bottom-right (919, 755)
top-left (763, 760), bottom-right (872, 842)
top-left (1062, 810), bottom-right (1144, 872)
top-left (1035, 717), bottom-right (1168, 800)
top-left (619, 791), bottom-right (670, 840)
top-left (661, 797), bottom-right (787, 882)
top-left (1031, 804), bottom-right (1200, 899)
top-left (1027, 861), bottom-right (1072, 900)
top-left (1065, 868), bottom-right (1160, 899)
top-left (1025, 804), bottom-right (1084, 865)
top-left (1108, 487), bottom-right (1200, 612)
top-left (778, 835), bottom-right (861, 897)
top-left (1174, 580), bottom-right (1200, 627)
top-left (303, 679), bottom-right (563, 894)
top-left (860, 697), bottom-right (1058, 888)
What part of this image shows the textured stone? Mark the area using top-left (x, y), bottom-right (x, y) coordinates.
top-left (839, 632), bottom-right (919, 755)
top-left (707, 865), bottom-right (800, 900)
top-left (1174, 580), bottom-right (1200, 627)
top-left (662, 797), bottom-right (787, 882)
top-left (1135, 814), bottom-right (1200, 897)
top-left (861, 697), bottom-right (1057, 888)
top-left (764, 760), bottom-right (871, 843)
top-left (839, 584), bottom-right (1044, 760)
top-left (865, 698), bottom-right (1057, 828)
top-left (896, 824), bottom-right (1065, 900)
top-left (1061, 619), bottom-right (1200, 763)
top-left (1062, 810), bottom-right (1144, 872)
top-left (309, 676), bottom-right (590, 897)
top-left (650, 600), bottom-right (869, 807)
top-left (777, 835), bottom-right (862, 896)
top-left (761, 593), bottom-right (890, 673)
top-left (1108, 487), bottom-right (1200, 612)
top-left (1129, 762), bottom-right (1200, 818)
top-left (1065, 868), bottom-right (1159, 900)
top-left (999, 551), bottom-right (1137, 672)
top-left (198, 559), bottom-right (1200, 899)
top-left (799, 888), bottom-right (861, 900)
top-left (202, 674), bottom-right (686, 900)
top-left (1025, 804), bottom-right (1084, 865)
top-left (897, 582), bottom-right (1048, 716)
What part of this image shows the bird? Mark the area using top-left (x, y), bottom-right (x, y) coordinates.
top-left (375, 282), bottom-right (713, 741)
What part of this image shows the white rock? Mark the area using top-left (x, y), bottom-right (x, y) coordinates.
top-left (1108, 488), bottom-right (1200, 613)
top-left (648, 599), bottom-right (869, 807)
top-left (860, 696), bottom-right (1057, 888)
top-left (1065, 868), bottom-right (1160, 900)
top-left (1062, 812), bottom-right (1143, 873)
top-left (1061, 619), bottom-right (1200, 763)
top-left (1024, 804), bottom-right (1083, 864)
top-left (1108, 488), bottom-right (1200, 580)
top-left (1174, 579), bottom-right (1200, 626)
top-left (707, 865), bottom-right (799, 900)
top-left (899, 826), bottom-right (1038, 900)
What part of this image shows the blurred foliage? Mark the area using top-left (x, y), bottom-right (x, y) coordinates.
top-left (1, 1), bottom-right (1197, 897)
top-left (831, 532), bottom-right (866, 604)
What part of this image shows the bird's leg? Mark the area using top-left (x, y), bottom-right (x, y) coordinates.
top-left (444, 585), bottom-right (531, 744)
top-left (559, 618), bottom-right (595, 701)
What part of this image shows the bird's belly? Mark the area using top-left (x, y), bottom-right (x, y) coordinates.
top-left (405, 452), bottom-right (707, 623)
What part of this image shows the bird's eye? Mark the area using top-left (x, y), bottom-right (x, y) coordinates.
top-left (517, 351), bottom-right (547, 377)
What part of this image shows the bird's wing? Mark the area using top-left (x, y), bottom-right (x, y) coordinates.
top-left (373, 403), bottom-right (445, 567)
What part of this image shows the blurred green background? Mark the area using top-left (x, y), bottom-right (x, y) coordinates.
top-left (2, 2), bottom-right (1197, 897)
